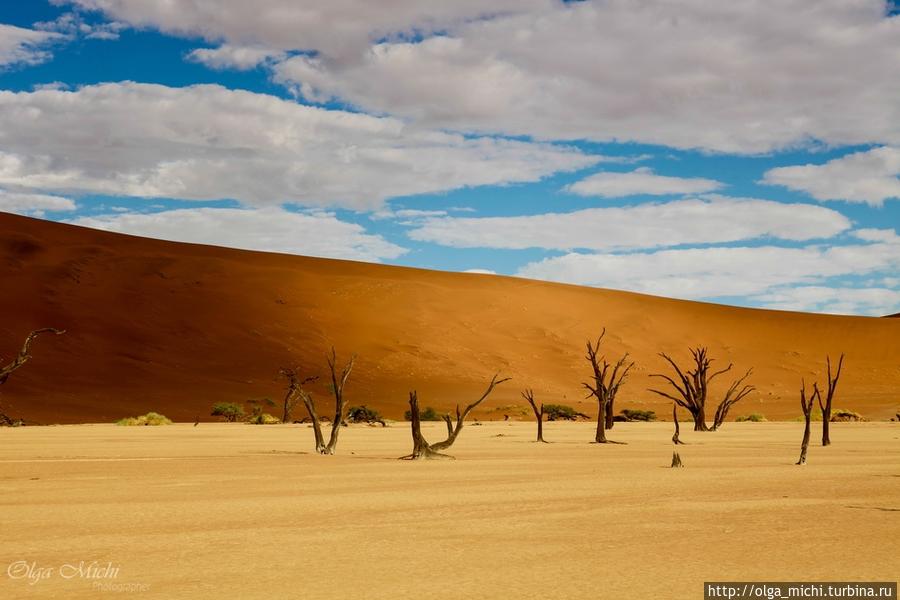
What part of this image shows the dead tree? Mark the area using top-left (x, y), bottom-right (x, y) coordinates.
top-left (322, 348), bottom-right (354, 455)
top-left (670, 404), bottom-right (686, 467)
top-left (648, 347), bottom-right (734, 431)
top-left (279, 367), bottom-right (318, 424)
top-left (816, 354), bottom-right (844, 446)
top-left (711, 368), bottom-right (755, 430)
top-left (0, 328), bottom-right (65, 425)
top-left (401, 373), bottom-right (510, 460)
top-left (672, 403), bottom-right (685, 445)
top-left (583, 330), bottom-right (633, 443)
top-left (797, 379), bottom-right (820, 465)
top-left (299, 380), bottom-right (327, 453)
top-left (522, 388), bottom-right (548, 443)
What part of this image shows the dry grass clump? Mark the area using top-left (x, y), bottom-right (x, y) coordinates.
top-left (830, 409), bottom-right (864, 422)
top-left (735, 413), bottom-right (767, 422)
top-left (116, 412), bottom-right (172, 426)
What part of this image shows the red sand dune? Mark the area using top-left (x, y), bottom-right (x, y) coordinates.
top-left (1, 211), bottom-right (898, 424)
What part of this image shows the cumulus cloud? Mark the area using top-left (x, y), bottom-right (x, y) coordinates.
top-left (515, 229), bottom-right (900, 303)
top-left (566, 167), bottom-right (722, 198)
top-left (753, 285), bottom-right (900, 316)
top-left (370, 208), bottom-right (448, 221)
top-left (408, 196), bottom-right (851, 251)
top-left (0, 23), bottom-right (61, 68)
top-left (35, 11), bottom-right (126, 40)
top-left (271, 1), bottom-right (900, 153)
top-left (186, 45), bottom-right (285, 70)
top-left (0, 189), bottom-right (76, 216)
top-left (58, 2), bottom-right (900, 152)
top-left (60, 0), bottom-right (552, 60)
top-left (762, 146), bottom-right (900, 206)
top-left (0, 82), bottom-right (597, 209)
top-left (69, 207), bottom-right (406, 262)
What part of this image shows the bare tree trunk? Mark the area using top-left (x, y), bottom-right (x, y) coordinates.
top-left (279, 367), bottom-right (318, 424)
top-left (605, 396), bottom-right (615, 430)
top-left (0, 328), bottom-right (65, 425)
top-left (402, 373), bottom-right (510, 459)
top-left (441, 414), bottom-right (454, 439)
top-left (711, 369), bottom-right (755, 430)
top-left (323, 348), bottom-right (355, 455)
top-left (691, 408), bottom-right (709, 432)
top-left (584, 331), bottom-right (633, 445)
top-left (402, 392), bottom-right (453, 460)
top-left (522, 389), bottom-right (547, 443)
top-left (671, 450), bottom-right (684, 467)
top-left (649, 347), bottom-right (737, 433)
top-left (797, 379), bottom-right (819, 465)
top-left (299, 391), bottom-right (326, 453)
top-left (817, 354), bottom-right (843, 447)
top-left (595, 394), bottom-right (607, 443)
top-left (672, 403), bottom-right (685, 445)
top-left (797, 415), bottom-right (811, 466)
top-left (0, 328), bottom-right (66, 384)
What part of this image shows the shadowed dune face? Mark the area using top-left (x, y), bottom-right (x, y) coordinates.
top-left (1, 211), bottom-right (898, 424)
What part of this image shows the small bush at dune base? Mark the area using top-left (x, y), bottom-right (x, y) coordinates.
top-left (245, 398), bottom-right (278, 424)
top-left (735, 413), bottom-right (767, 422)
top-left (211, 402), bottom-right (245, 422)
top-left (347, 405), bottom-right (386, 425)
top-left (116, 412), bottom-right (172, 426)
top-left (830, 409), bottom-right (864, 422)
top-left (543, 404), bottom-right (588, 421)
top-left (246, 412), bottom-right (280, 425)
top-left (620, 408), bottom-right (657, 422)
top-left (404, 406), bottom-right (442, 421)
top-left (792, 409), bottom-right (824, 422)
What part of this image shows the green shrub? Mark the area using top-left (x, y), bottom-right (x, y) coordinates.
top-left (620, 409), bottom-right (657, 422)
top-left (544, 404), bottom-right (588, 421)
top-left (403, 406), bottom-right (442, 421)
top-left (735, 413), bottom-right (767, 422)
top-left (211, 402), bottom-right (245, 422)
top-left (347, 405), bottom-right (386, 425)
top-left (116, 412), bottom-right (172, 426)
top-left (245, 398), bottom-right (277, 424)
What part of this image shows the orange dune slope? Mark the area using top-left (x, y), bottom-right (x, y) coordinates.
top-left (1, 211), bottom-right (898, 424)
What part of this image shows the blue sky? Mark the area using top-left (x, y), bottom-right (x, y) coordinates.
top-left (1, 1), bottom-right (899, 315)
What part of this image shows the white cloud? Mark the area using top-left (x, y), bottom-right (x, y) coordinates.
top-left (0, 189), bottom-right (76, 216)
top-left (35, 11), bottom-right (126, 40)
top-left (762, 146), bottom-right (900, 206)
top-left (463, 269), bottom-right (497, 275)
top-left (370, 208), bottom-right (448, 221)
top-left (408, 196), bottom-right (851, 251)
top-left (0, 82), bottom-right (597, 209)
top-left (0, 24), bottom-right (61, 68)
top-left (68, 207), bottom-right (406, 262)
top-left (32, 81), bottom-right (70, 91)
top-left (753, 285), bottom-right (900, 316)
top-left (186, 45), bottom-right (285, 70)
top-left (60, 2), bottom-right (900, 153)
top-left (61, 0), bottom-right (552, 60)
top-left (515, 229), bottom-right (900, 302)
top-left (268, 1), bottom-right (900, 153)
top-left (855, 227), bottom-right (900, 243)
top-left (566, 167), bottom-right (722, 198)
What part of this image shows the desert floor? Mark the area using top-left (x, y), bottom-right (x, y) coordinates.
top-left (1, 421), bottom-right (898, 599)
